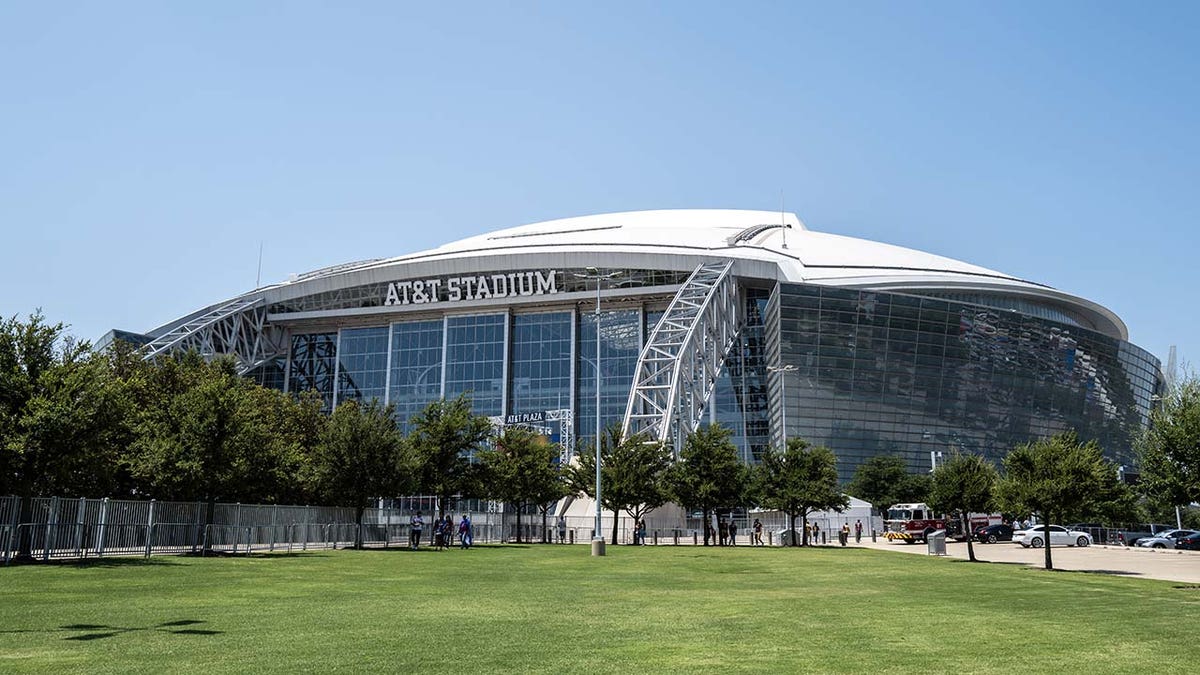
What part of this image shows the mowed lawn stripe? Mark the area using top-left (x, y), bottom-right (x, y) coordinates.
top-left (1, 546), bottom-right (1196, 674)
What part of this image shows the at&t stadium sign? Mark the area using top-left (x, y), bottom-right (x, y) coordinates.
top-left (383, 269), bottom-right (560, 306)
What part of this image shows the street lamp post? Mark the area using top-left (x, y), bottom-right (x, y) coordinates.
top-left (766, 364), bottom-right (797, 447)
top-left (574, 267), bottom-right (622, 556)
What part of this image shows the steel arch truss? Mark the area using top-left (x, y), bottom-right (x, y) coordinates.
top-left (622, 260), bottom-right (742, 454)
top-left (141, 297), bottom-right (286, 375)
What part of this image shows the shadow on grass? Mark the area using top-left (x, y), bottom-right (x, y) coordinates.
top-left (2, 619), bottom-right (222, 641)
top-left (1060, 569), bottom-right (1141, 577)
top-left (948, 559), bottom-right (1027, 566)
top-left (53, 557), bottom-right (182, 569)
top-left (60, 619), bottom-right (223, 641)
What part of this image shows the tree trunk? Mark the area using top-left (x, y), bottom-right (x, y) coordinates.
top-left (963, 513), bottom-right (977, 562)
top-left (789, 511), bottom-right (797, 547)
top-left (541, 507), bottom-right (548, 544)
top-left (354, 505), bottom-right (364, 549)
top-left (202, 499), bottom-right (216, 554)
top-left (703, 507), bottom-right (711, 546)
top-left (611, 507), bottom-right (619, 545)
top-left (801, 513), bottom-right (808, 546)
top-left (16, 495), bottom-right (34, 560)
top-left (1043, 517), bottom-right (1053, 570)
top-left (516, 504), bottom-right (522, 544)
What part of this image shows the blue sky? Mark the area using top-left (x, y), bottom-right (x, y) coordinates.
top-left (1, 2), bottom-right (1196, 370)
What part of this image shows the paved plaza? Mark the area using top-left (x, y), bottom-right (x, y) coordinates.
top-left (849, 538), bottom-right (1200, 584)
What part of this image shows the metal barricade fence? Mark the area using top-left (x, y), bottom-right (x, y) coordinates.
top-left (5, 495), bottom-right (770, 563)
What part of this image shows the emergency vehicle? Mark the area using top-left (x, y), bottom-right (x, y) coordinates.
top-left (883, 503), bottom-right (1002, 543)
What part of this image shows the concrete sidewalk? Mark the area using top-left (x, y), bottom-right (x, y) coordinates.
top-left (846, 537), bottom-right (1200, 584)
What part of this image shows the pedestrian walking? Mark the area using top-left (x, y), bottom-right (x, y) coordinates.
top-left (752, 518), bottom-right (764, 546)
top-left (638, 519), bottom-right (647, 545)
top-left (432, 517), bottom-right (444, 550)
top-left (718, 518), bottom-right (728, 546)
top-left (854, 519), bottom-right (863, 544)
top-left (840, 523), bottom-right (850, 546)
top-left (458, 514), bottom-right (472, 549)
top-left (729, 520), bottom-right (737, 546)
top-left (557, 515), bottom-right (567, 544)
top-left (410, 512), bottom-right (425, 550)
top-left (812, 522), bottom-right (820, 545)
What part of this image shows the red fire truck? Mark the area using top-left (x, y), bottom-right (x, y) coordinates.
top-left (884, 503), bottom-right (1002, 543)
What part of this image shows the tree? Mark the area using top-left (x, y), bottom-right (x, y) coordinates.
top-left (125, 355), bottom-right (253, 504)
top-left (995, 431), bottom-right (1122, 570)
top-left (478, 426), bottom-right (565, 543)
top-left (569, 425), bottom-right (672, 544)
top-left (846, 455), bottom-right (931, 518)
top-left (408, 396), bottom-right (493, 522)
top-left (1, 313), bottom-right (135, 558)
top-left (928, 452), bottom-right (998, 562)
top-left (1138, 376), bottom-right (1200, 515)
top-left (754, 438), bottom-right (848, 546)
top-left (313, 399), bottom-right (409, 548)
top-left (665, 424), bottom-right (750, 546)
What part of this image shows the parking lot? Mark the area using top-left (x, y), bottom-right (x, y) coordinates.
top-left (857, 538), bottom-right (1200, 583)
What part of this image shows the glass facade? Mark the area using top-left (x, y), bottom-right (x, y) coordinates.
top-left (287, 332), bottom-right (338, 411)
top-left (388, 319), bottom-right (444, 434)
top-left (766, 282), bottom-right (1158, 481)
top-left (510, 312), bottom-right (573, 415)
top-left (577, 309), bottom-right (642, 444)
top-left (273, 278), bottom-right (1157, 481)
top-left (712, 289), bottom-right (771, 463)
top-left (336, 326), bottom-right (389, 405)
top-left (444, 314), bottom-right (507, 417)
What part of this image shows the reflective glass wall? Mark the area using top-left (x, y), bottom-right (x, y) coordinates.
top-left (287, 333), bottom-right (337, 411)
top-left (388, 319), bottom-right (444, 433)
top-left (443, 314), bottom-right (507, 417)
top-left (767, 282), bottom-right (1159, 481)
top-left (510, 312), bottom-right (573, 415)
top-left (336, 326), bottom-right (389, 404)
top-left (577, 309), bottom-right (642, 445)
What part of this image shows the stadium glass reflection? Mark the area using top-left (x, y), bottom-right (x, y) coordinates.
top-left (278, 281), bottom-right (1157, 479)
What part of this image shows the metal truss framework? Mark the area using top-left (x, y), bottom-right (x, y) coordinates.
top-left (488, 409), bottom-right (575, 466)
top-left (622, 260), bottom-right (742, 455)
top-left (141, 297), bottom-right (286, 375)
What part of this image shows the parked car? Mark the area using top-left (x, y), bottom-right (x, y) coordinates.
top-left (1013, 525), bottom-right (1092, 548)
top-left (1116, 524), bottom-right (1175, 547)
top-left (1136, 530), bottom-right (1199, 549)
top-left (975, 524), bottom-right (1014, 544)
top-left (1175, 531), bottom-right (1200, 551)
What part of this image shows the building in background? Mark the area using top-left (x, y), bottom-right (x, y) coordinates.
top-left (110, 209), bottom-right (1160, 481)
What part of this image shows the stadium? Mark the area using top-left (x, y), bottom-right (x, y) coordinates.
top-left (107, 209), bottom-right (1161, 486)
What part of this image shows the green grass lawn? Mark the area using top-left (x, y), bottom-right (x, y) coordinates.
top-left (1, 544), bottom-right (1197, 674)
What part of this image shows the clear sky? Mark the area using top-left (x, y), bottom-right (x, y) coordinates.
top-left (1, 2), bottom-right (1196, 371)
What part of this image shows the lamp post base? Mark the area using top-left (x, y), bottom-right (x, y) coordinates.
top-left (591, 537), bottom-right (606, 557)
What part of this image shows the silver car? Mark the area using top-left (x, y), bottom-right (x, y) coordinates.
top-left (1136, 529), bottom-right (1198, 549)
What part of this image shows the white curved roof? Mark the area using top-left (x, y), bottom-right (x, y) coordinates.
top-left (154, 209), bottom-right (1128, 340)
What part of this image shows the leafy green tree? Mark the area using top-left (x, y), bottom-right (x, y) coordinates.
top-left (1, 313), bottom-right (135, 558)
top-left (125, 355), bottom-right (253, 504)
top-left (569, 425), bottom-right (672, 544)
top-left (996, 431), bottom-right (1123, 570)
top-left (478, 426), bottom-right (565, 543)
top-left (408, 396), bottom-right (493, 521)
top-left (313, 399), bottom-right (410, 548)
top-left (846, 455), bottom-right (930, 518)
top-left (665, 424), bottom-right (750, 546)
top-left (1138, 376), bottom-right (1200, 515)
top-left (239, 386), bottom-right (325, 505)
top-left (755, 438), bottom-right (848, 546)
top-left (928, 453), bottom-right (998, 562)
